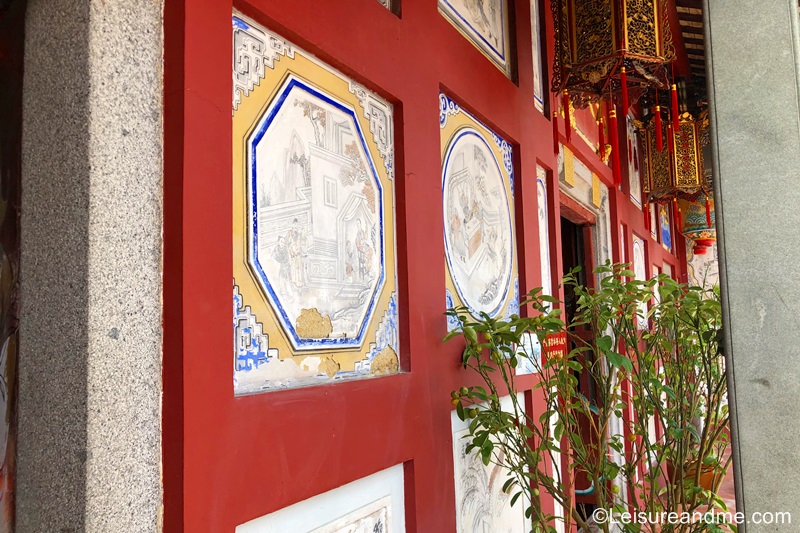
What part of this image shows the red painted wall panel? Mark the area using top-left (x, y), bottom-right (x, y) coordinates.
top-left (162, 0), bottom-right (688, 531)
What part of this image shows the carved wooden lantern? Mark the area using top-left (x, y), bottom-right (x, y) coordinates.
top-left (640, 111), bottom-right (710, 201)
top-left (550, 0), bottom-right (675, 109)
top-left (639, 110), bottom-right (715, 248)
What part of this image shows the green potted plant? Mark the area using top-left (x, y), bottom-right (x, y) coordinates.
top-left (446, 263), bottom-right (731, 532)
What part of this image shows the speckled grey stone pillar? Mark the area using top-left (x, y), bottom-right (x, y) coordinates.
top-left (18, 0), bottom-right (163, 531)
top-left (704, 0), bottom-right (800, 529)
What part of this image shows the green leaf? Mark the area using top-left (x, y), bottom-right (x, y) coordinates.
top-left (463, 326), bottom-right (478, 344)
top-left (605, 351), bottom-right (633, 373)
top-left (443, 329), bottom-right (462, 343)
top-left (480, 440), bottom-right (494, 465)
top-left (597, 335), bottom-right (613, 352)
top-left (553, 419), bottom-right (564, 441)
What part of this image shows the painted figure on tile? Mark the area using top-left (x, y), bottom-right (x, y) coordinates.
top-left (272, 236), bottom-right (291, 293)
top-left (286, 218), bottom-right (308, 289)
top-left (251, 81), bottom-right (383, 342)
top-left (627, 116), bottom-right (642, 207)
top-left (632, 235), bottom-right (648, 329)
top-left (536, 170), bottom-right (552, 299)
top-left (444, 0), bottom-right (504, 50)
top-left (659, 204), bottom-right (672, 251)
top-left (452, 396), bottom-right (527, 533)
top-left (311, 502), bottom-right (389, 533)
top-left (443, 130), bottom-right (513, 317)
top-left (468, 0), bottom-right (500, 46)
top-left (234, 15), bottom-right (399, 391)
top-left (438, 0), bottom-right (510, 76)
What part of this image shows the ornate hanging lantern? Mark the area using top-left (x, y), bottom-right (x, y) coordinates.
top-left (640, 110), bottom-right (711, 200)
top-left (550, 0), bottom-right (675, 109)
top-left (639, 110), bottom-right (716, 252)
top-left (679, 194), bottom-right (716, 255)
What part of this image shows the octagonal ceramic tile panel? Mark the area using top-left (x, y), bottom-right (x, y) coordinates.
top-left (248, 77), bottom-right (385, 351)
top-left (232, 12), bottom-right (398, 393)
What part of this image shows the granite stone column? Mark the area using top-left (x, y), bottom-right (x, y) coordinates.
top-left (704, 0), bottom-right (800, 529)
top-left (17, 0), bottom-right (163, 531)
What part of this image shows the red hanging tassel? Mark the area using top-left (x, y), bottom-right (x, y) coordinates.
top-left (705, 197), bottom-right (713, 227)
top-left (609, 108), bottom-right (621, 187)
top-left (620, 67), bottom-right (629, 113)
top-left (552, 109), bottom-right (559, 155)
top-left (654, 106), bottom-right (663, 151)
top-left (667, 123), bottom-right (675, 155)
top-left (673, 198), bottom-right (683, 233)
top-left (563, 90), bottom-right (572, 143)
top-left (671, 84), bottom-right (680, 124)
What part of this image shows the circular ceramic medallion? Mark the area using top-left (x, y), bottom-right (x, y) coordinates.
top-left (443, 128), bottom-right (513, 317)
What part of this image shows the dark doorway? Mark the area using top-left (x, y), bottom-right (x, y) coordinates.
top-left (560, 216), bottom-right (588, 324)
top-left (560, 214), bottom-right (600, 512)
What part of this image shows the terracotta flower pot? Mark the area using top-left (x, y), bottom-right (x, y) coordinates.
top-left (686, 460), bottom-right (725, 492)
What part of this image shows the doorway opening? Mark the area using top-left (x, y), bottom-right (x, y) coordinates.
top-left (559, 214), bottom-right (599, 521)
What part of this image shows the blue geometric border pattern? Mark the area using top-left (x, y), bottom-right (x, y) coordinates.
top-left (248, 75), bottom-right (386, 351)
top-left (361, 292), bottom-right (400, 369)
top-left (445, 289), bottom-right (460, 332)
top-left (491, 131), bottom-right (514, 197)
top-left (232, 15), bottom-right (295, 111)
top-left (439, 93), bottom-right (461, 128)
top-left (504, 278), bottom-right (520, 320)
top-left (439, 94), bottom-right (514, 194)
top-left (234, 284), bottom-right (276, 372)
top-left (348, 80), bottom-right (395, 181)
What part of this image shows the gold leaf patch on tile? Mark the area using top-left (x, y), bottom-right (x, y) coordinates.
top-left (318, 357), bottom-right (340, 378)
top-left (370, 346), bottom-right (399, 376)
top-left (295, 308), bottom-right (333, 339)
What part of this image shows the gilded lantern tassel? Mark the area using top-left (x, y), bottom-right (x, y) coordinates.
top-left (620, 67), bottom-right (629, 113)
top-left (563, 90), bottom-right (572, 143)
top-left (598, 117), bottom-right (605, 160)
top-left (553, 109), bottom-right (559, 155)
top-left (655, 106), bottom-right (663, 151)
top-left (705, 196), bottom-right (713, 227)
top-left (609, 109), bottom-right (621, 187)
top-left (671, 84), bottom-right (680, 125)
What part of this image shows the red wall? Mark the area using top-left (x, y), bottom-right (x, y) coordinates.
top-left (162, 0), bottom-right (687, 531)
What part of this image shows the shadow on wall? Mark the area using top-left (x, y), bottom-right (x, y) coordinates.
top-left (16, 0), bottom-right (90, 531)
